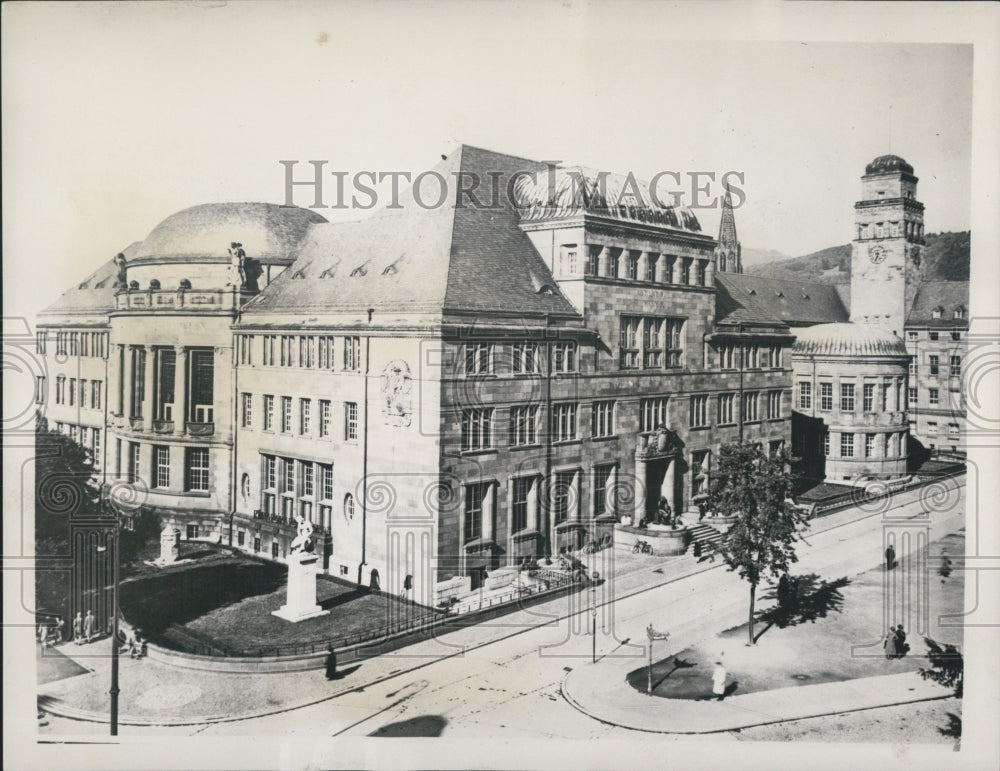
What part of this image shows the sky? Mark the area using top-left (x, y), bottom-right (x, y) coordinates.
top-left (0, 3), bottom-right (979, 321)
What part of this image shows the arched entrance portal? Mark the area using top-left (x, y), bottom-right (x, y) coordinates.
top-left (633, 430), bottom-right (679, 523)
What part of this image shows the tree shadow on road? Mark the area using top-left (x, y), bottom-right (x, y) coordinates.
top-left (368, 714), bottom-right (447, 737)
top-left (753, 574), bottom-right (850, 643)
top-left (651, 657), bottom-right (697, 690)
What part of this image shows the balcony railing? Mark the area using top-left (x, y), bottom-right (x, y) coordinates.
top-left (250, 509), bottom-right (329, 536)
top-left (129, 417), bottom-right (144, 430)
top-left (186, 421), bottom-right (215, 436)
top-left (116, 288), bottom-right (257, 312)
top-left (153, 420), bottom-right (175, 434)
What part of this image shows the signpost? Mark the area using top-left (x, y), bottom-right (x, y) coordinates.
top-left (646, 623), bottom-right (670, 696)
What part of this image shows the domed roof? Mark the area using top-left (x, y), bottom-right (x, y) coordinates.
top-left (865, 155), bottom-right (914, 176)
top-left (132, 203), bottom-right (328, 264)
top-left (792, 323), bottom-right (908, 358)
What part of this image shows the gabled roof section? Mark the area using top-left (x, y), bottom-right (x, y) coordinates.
top-left (244, 145), bottom-right (580, 319)
top-left (715, 273), bottom-right (849, 327)
top-left (39, 241), bottom-right (142, 317)
top-left (905, 280), bottom-right (970, 326)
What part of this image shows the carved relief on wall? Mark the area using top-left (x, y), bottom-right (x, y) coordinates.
top-left (380, 359), bottom-right (413, 427)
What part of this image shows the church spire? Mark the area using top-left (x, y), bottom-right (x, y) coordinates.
top-left (714, 186), bottom-right (741, 273)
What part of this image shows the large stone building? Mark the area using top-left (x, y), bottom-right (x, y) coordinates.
top-left (36, 147), bottom-right (967, 605)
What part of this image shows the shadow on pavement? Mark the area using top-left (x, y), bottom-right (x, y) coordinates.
top-left (368, 714), bottom-right (448, 737)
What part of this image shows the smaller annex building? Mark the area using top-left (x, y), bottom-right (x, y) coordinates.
top-left (791, 323), bottom-right (910, 482)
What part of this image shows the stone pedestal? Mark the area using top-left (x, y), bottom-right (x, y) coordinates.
top-left (154, 526), bottom-right (180, 566)
top-left (272, 553), bottom-right (329, 623)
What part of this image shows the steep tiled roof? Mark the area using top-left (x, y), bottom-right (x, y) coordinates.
top-left (792, 323), bottom-right (908, 358)
top-left (906, 280), bottom-right (969, 327)
top-left (245, 146), bottom-right (581, 319)
top-left (714, 273), bottom-right (849, 327)
top-left (39, 241), bottom-right (142, 317)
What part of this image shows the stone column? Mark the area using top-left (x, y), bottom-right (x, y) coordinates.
top-left (637, 252), bottom-right (649, 282)
top-left (665, 457), bottom-right (677, 515)
top-left (634, 455), bottom-right (647, 522)
top-left (704, 256), bottom-right (714, 286)
top-left (143, 346), bottom-right (156, 431)
top-left (123, 345), bottom-right (135, 419)
top-left (174, 346), bottom-right (187, 434)
top-left (616, 249), bottom-right (628, 280)
top-left (527, 477), bottom-right (539, 531)
top-left (482, 483), bottom-right (494, 542)
top-left (597, 246), bottom-right (610, 277)
top-left (571, 470), bottom-right (581, 523)
top-left (654, 253), bottom-right (667, 283)
top-left (109, 344), bottom-right (122, 417)
top-left (607, 465), bottom-right (617, 517)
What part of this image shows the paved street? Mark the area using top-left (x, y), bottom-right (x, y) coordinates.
top-left (40, 478), bottom-right (965, 741)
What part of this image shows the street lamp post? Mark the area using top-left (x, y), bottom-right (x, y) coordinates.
top-left (589, 570), bottom-right (600, 664)
top-left (646, 623), bottom-right (669, 696)
top-left (97, 501), bottom-right (121, 736)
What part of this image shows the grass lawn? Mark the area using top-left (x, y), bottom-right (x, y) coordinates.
top-left (119, 544), bottom-right (438, 655)
top-left (627, 531), bottom-right (964, 700)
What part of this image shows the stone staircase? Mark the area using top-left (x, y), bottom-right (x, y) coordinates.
top-left (685, 522), bottom-right (725, 556)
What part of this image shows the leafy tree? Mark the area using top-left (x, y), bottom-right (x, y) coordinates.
top-left (919, 637), bottom-right (963, 742)
top-left (706, 443), bottom-right (808, 645)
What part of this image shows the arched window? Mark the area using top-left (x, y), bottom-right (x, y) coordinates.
top-left (344, 493), bottom-right (355, 520)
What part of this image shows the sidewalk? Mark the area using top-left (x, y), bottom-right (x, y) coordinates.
top-left (37, 476), bottom-right (963, 727)
top-left (561, 666), bottom-right (952, 734)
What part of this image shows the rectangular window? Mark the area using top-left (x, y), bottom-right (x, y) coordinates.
top-left (951, 330), bottom-right (962, 341)
top-left (741, 392), bottom-right (759, 423)
top-left (189, 349), bottom-right (213, 423)
top-left (690, 395), bottom-right (709, 428)
top-left (321, 464), bottom-right (334, 501)
top-left (92, 381), bottom-right (102, 410)
top-left (464, 483), bottom-right (484, 542)
top-left (550, 403), bottom-right (578, 442)
top-left (238, 531), bottom-right (245, 547)
top-left (154, 446), bottom-right (170, 488)
top-left (299, 398), bottom-right (311, 435)
top-left (185, 448), bottom-right (209, 491)
top-left (798, 382), bottom-right (812, 410)
top-left (55, 376), bottom-right (64, 404)
top-left (263, 335), bottom-right (276, 366)
top-left (92, 430), bottom-right (101, 470)
top-left (241, 393), bottom-right (252, 428)
top-left (929, 388), bottom-right (939, 406)
top-left (823, 430), bottom-right (830, 457)
top-left (865, 434), bottom-right (876, 458)
top-left (512, 342), bottom-right (539, 374)
top-left (696, 260), bottom-right (707, 286)
top-left (591, 400), bottom-right (616, 438)
top-left (619, 316), bottom-right (640, 369)
top-left (553, 471), bottom-right (575, 523)
top-left (621, 316), bottom-right (682, 369)
top-left (769, 345), bottom-right (781, 368)
top-left (508, 405), bottom-right (538, 447)
top-left (69, 378), bottom-right (75, 406)
top-left (745, 345), bottom-right (759, 369)
top-left (559, 245), bottom-right (578, 276)
top-left (767, 390), bottom-right (782, 420)
top-left (642, 318), bottom-right (663, 368)
top-left (927, 421), bottom-right (938, 435)
top-left (281, 396), bottom-right (292, 433)
top-left (345, 402), bottom-right (358, 440)
top-left (820, 382), bottom-right (833, 411)
top-left (840, 383), bottom-right (855, 412)
top-left (128, 442), bottom-right (140, 484)
top-left (512, 476), bottom-right (532, 532)
top-left (679, 258), bottom-right (690, 284)
top-left (929, 355), bottom-right (939, 376)
top-left (645, 254), bottom-right (658, 282)
top-left (718, 393), bottom-right (735, 425)
top-left (301, 462), bottom-right (314, 498)
top-left (318, 336), bottom-right (335, 369)
top-left (300, 336), bottom-right (315, 368)
top-left (343, 336), bottom-right (361, 371)
top-left (863, 383), bottom-right (875, 412)
top-left (841, 433), bottom-right (855, 458)
top-left (907, 331), bottom-right (918, 341)
top-left (882, 381), bottom-right (890, 411)
top-left (929, 331), bottom-right (939, 341)
top-left (282, 457), bottom-right (295, 494)
top-left (908, 387), bottom-right (918, 407)
top-left (272, 541), bottom-right (279, 559)
top-left (79, 379), bottom-right (87, 408)
top-left (465, 342), bottom-right (494, 375)
top-left (319, 400), bottom-right (332, 437)
top-left (586, 245), bottom-right (600, 276)
top-left (35, 375), bottom-right (46, 405)
top-left (909, 360), bottom-right (917, 377)
top-left (593, 465), bottom-right (614, 517)
top-left (625, 251), bottom-right (638, 280)
top-left (253, 537), bottom-right (261, 553)
top-left (263, 455), bottom-right (276, 490)
top-left (719, 345), bottom-right (735, 369)
top-left (263, 395), bottom-right (274, 431)
top-left (280, 335), bottom-right (295, 367)
top-left (948, 422), bottom-right (960, 436)
top-left (950, 356), bottom-right (961, 377)
top-left (551, 342), bottom-right (577, 373)
top-left (640, 397), bottom-right (668, 432)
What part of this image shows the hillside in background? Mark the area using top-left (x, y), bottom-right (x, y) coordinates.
top-left (745, 231), bottom-right (970, 284)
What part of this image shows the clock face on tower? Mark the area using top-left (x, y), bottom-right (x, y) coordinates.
top-left (869, 245), bottom-right (886, 264)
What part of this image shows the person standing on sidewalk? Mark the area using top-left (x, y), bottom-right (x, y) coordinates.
top-left (885, 543), bottom-right (896, 571)
top-left (712, 662), bottom-right (727, 701)
top-left (72, 612), bottom-right (83, 645)
top-left (325, 645), bottom-right (338, 680)
top-left (83, 610), bottom-right (95, 643)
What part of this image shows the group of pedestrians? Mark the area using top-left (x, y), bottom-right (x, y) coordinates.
top-left (38, 610), bottom-right (99, 648)
top-left (884, 624), bottom-right (909, 659)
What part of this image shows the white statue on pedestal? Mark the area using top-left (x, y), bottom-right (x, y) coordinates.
top-left (272, 515), bottom-right (328, 623)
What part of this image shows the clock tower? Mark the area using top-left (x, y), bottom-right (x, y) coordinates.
top-left (850, 155), bottom-right (925, 336)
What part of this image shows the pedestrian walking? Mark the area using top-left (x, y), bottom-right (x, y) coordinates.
top-left (885, 543), bottom-right (896, 571)
top-left (83, 610), bottom-right (95, 643)
top-left (894, 625), bottom-right (909, 658)
top-left (55, 616), bottom-right (65, 643)
top-left (325, 645), bottom-right (338, 680)
top-left (38, 620), bottom-right (49, 649)
top-left (883, 629), bottom-right (898, 659)
top-left (72, 612), bottom-right (83, 645)
top-left (712, 661), bottom-right (727, 701)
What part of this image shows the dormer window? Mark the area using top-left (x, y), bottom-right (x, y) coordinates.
top-left (382, 264), bottom-right (398, 276)
top-left (932, 306), bottom-right (943, 320)
top-left (775, 291), bottom-right (784, 298)
top-left (954, 307), bottom-right (965, 319)
top-left (748, 288), bottom-right (756, 296)
top-left (350, 265), bottom-right (368, 277)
